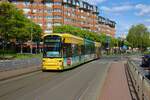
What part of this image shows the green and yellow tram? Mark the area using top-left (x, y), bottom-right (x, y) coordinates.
top-left (42, 33), bottom-right (101, 71)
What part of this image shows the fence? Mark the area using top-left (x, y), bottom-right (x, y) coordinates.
top-left (127, 60), bottom-right (150, 100)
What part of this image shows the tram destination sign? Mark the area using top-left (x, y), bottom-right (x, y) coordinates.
top-left (44, 39), bottom-right (61, 43)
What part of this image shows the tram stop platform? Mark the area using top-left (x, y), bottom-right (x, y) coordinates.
top-left (99, 62), bottom-right (132, 100)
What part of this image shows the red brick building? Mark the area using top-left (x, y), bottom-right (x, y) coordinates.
top-left (9, 0), bottom-right (116, 37)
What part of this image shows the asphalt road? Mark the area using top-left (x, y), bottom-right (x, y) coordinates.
top-left (0, 57), bottom-right (119, 100)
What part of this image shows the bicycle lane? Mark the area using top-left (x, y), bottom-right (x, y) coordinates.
top-left (99, 62), bottom-right (132, 100)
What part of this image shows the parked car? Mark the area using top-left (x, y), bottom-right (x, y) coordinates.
top-left (141, 54), bottom-right (150, 78)
top-left (141, 54), bottom-right (150, 67)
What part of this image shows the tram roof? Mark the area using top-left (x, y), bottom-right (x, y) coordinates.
top-left (43, 33), bottom-right (84, 45)
top-left (43, 33), bottom-right (101, 46)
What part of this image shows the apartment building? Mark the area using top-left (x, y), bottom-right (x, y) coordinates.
top-left (98, 16), bottom-right (116, 37)
top-left (8, 0), bottom-right (116, 37)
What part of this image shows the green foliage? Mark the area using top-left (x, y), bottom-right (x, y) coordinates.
top-left (0, 2), bottom-right (42, 43)
top-left (110, 37), bottom-right (119, 47)
top-left (54, 25), bottom-right (102, 41)
top-left (124, 40), bottom-right (131, 47)
top-left (54, 25), bottom-right (119, 48)
top-left (54, 25), bottom-right (88, 39)
top-left (127, 24), bottom-right (150, 50)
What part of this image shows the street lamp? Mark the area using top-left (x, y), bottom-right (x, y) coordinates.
top-left (30, 1), bottom-right (34, 54)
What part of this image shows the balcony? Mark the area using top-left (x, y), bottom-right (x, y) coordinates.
top-left (52, 12), bottom-right (62, 16)
top-left (62, 0), bottom-right (67, 3)
top-left (15, 3), bottom-right (26, 9)
top-left (52, 5), bottom-right (62, 9)
top-left (62, 0), bottom-right (71, 4)
top-left (53, 18), bottom-right (63, 23)
top-left (92, 6), bottom-right (99, 14)
top-left (53, 0), bottom-right (62, 2)
top-left (62, 0), bottom-right (77, 7)
top-left (79, 2), bottom-right (91, 12)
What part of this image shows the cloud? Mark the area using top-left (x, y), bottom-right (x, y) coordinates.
top-left (101, 5), bottom-right (134, 13)
top-left (145, 19), bottom-right (150, 22)
top-left (83, 0), bottom-right (106, 5)
top-left (135, 4), bottom-right (150, 16)
top-left (100, 4), bottom-right (150, 16)
top-left (146, 25), bottom-right (150, 31)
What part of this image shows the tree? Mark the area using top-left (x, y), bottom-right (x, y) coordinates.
top-left (54, 25), bottom-right (120, 49)
top-left (127, 24), bottom-right (150, 51)
top-left (32, 23), bottom-right (42, 53)
top-left (0, 2), bottom-right (42, 54)
top-left (98, 33), bottom-right (107, 47)
top-left (0, 2), bottom-right (19, 54)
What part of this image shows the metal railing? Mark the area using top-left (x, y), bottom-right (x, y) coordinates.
top-left (127, 60), bottom-right (150, 100)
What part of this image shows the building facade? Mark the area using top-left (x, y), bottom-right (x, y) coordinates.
top-left (8, 0), bottom-right (116, 37)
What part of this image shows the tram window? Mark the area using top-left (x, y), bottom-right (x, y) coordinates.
top-left (78, 45), bottom-right (81, 55)
top-left (63, 43), bottom-right (72, 57)
top-left (92, 45), bottom-right (95, 53)
top-left (81, 45), bottom-right (85, 55)
top-left (72, 44), bottom-right (78, 56)
top-left (43, 43), bottom-right (61, 58)
top-left (63, 46), bottom-right (67, 58)
top-left (86, 45), bottom-right (91, 54)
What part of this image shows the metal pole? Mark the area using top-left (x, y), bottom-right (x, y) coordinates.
top-left (2, 39), bottom-right (4, 57)
top-left (30, 1), bottom-right (33, 54)
top-left (30, 26), bottom-right (33, 54)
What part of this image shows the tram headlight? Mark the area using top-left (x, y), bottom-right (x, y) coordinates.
top-left (59, 63), bottom-right (61, 66)
top-left (56, 60), bottom-right (63, 66)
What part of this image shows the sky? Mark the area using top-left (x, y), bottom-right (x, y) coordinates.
top-left (84, 0), bottom-right (150, 37)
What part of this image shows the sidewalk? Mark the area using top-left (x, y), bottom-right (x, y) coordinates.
top-left (0, 66), bottom-right (41, 81)
top-left (99, 62), bottom-right (132, 100)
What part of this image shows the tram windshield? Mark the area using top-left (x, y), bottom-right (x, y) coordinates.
top-left (43, 35), bottom-right (61, 58)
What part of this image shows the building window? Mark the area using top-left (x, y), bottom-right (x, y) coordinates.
top-left (47, 23), bottom-right (52, 27)
top-left (68, 12), bottom-right (71, 16)
top-left (47, 9), bottom-right (52, 13)
top-left (63, 0), bottom-right (67, 2)
top-left (53, 9), bottom-right (62, 12)
top-left (54, 16), bottom-right (62, 19)
top-left (31, 16), bottom-right (36, 19)
top-left (72, 0), bottom-right (75, 5)
top-left (64, 4), bottom-right (69, 8)
top-left (76, 1), bottom-right (80, 6)
top-left (23, 8), bottom-right (30, 14)
top-left (80, 1), bottom-right (83, 8)
top-left (68, 0), bottom-right (71, 4)
top-left (53, 2), bottom-right (62, 5)
top-left (64, 18), bottom-right (71, 22)
top-left (45, 30), bottom-right (52, 33)
top-left (47, 16), bottom-right (52, 19)
top-left (46, 3), bottom-right (52, 7)
top-left (47, 22), bottom-right (52, 24)
top-left (54, 23), bottom-right (61, 26)
top-left (72, 13), bottom-right (75, 17)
